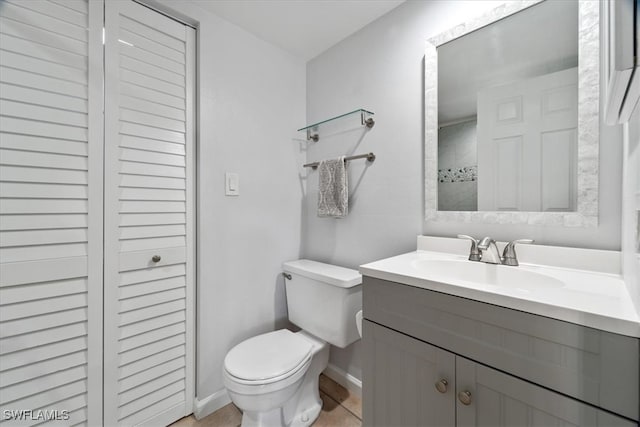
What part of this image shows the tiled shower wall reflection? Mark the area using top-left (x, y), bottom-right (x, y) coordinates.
top-left (438, 120), bottom-right (478, 211)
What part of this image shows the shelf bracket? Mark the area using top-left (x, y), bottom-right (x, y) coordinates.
top-left (361, 111), bottom-right (375, 128)
top-left (306, 128), bottom-right (319, 142)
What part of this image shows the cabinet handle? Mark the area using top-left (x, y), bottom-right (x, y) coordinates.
top-left (152, 255), bottom-right (161, 263)
top-left (434, 379), bottom-right (448, 393)
top-left (458, 390), bottom-right (472, 405)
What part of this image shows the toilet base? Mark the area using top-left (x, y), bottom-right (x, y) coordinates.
top-left (237, 331), bottom-right (329, 427)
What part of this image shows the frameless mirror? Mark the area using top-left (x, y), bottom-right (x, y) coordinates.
top-left (425, 0), bottom-right (600, 227)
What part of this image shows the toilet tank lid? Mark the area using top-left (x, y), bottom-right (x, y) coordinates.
top-left (282, 259), bottom-right (362, 288)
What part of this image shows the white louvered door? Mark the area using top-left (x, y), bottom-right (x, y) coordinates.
top-left (0, 0), bottom-right (104, 425)
top-left (103, 1), bottom-right (195, 426)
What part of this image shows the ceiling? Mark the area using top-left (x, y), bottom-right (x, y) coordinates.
top-left (193, 0), bottom-right (405, 60)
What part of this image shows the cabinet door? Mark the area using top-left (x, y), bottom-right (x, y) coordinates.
top-left (363, 320), bottom-right (455, 426)
top-left (0, 1), bottom-right (104, 425)
top-left (103, 1), bottom-right (195, 425)
top-left (456, 357), bottom-right (636, 427)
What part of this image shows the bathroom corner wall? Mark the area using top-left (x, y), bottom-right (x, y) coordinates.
top-left (622, 107), bottom-right (640, 312)
top-left (304, 0), bottom-right (504, 386)
top-left (152, 0), bottom-right (307, 413)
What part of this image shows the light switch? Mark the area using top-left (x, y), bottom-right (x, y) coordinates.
top-left (225, 172), bottom-right (239, 196)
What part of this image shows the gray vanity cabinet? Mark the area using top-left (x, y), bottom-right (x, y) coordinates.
top-left (363, 319), bottom-right (455, 426)
top-left (362, 276), bottom-right (639, 427)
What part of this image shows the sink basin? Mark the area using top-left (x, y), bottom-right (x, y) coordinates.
top-left (411, 259), bottom-right (565, 291)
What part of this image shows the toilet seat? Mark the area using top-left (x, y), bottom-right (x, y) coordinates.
top-left (224, 329), bottom-right (313, 386)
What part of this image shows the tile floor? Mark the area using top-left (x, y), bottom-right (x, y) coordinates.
top-left (170, 374), bottom-right (361, 427)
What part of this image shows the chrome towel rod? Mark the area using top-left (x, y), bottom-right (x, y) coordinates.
top-left (303, 152), bottom-right (376, 170)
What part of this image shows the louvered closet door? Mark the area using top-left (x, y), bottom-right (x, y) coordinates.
top-left (0, 1), bottom-right (103, 426)
top-left (103, 2), bottom-right (195, 425)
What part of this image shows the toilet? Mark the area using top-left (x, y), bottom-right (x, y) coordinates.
top-left (223, 259), bottom-right (362, 427)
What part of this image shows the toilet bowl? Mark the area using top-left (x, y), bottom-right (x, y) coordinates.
top-left (223, 260), bottom-right (362, 427)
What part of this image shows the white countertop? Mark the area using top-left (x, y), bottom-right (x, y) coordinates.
top-left (360, 248), bottom-right (640, 338)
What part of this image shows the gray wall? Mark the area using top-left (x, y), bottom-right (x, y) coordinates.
top-left (304, 0), bottom-right (506, 383)
top-left (305, 0), bottom-right (624, 382)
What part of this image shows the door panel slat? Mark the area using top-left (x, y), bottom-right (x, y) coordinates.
top-left (1, 228), bottom-right (88, 247)
top-left (0, 133), bottom-right (88, 156)
top-left (0, 165), bottom-right (88, 185)
top-left (0, 33), bottom-right (87, 70)
top-left (0, 336), bottom-right (87, 372)
top-left (118, 276), bottom-right (185, 299)
top-left (0, 277), bottom-right (87, 305)
top-left (119, 224), bottom-right (186, 240)
top-left (0, 83), bottom-right (88, 112)
top-left (120, 147), bottom-right (185, 167)
top-left (0, 50), bottom-right (87, 83)
top-left (0, 257), bottom-right (87, 287)
top-left (4, 380), bottom-right (87, 416)
top-left (118, 332), bottom-right (185, 365)
top-left (118, 311), bottom-right (185, 341)
top-left (0, 307), bottom-right (88, 338)
top-left (0, 116), bottom-right (87, 141)
top-left (120, 55), bottom-right (185, 88)
top-left (4, 0), bottom-right (87, 28)
top-left (118, 357), bottom-right (185, 394)
top-left (0, 183), bottom-right (88, 199)
top-left (0, 351), bottom-right (87, 387)
top-left (0, 322), bottom-right (87, 355)
top-left (119, 299), bottom-right (186, 327)
top-left (118, 28), bottom-right (184, 64)
top-left (119, 263), bottom-right (186, 286)
top-left (119, 15), bottom-right (184, 50)
top-left (119, 95), bottom-right (184, 121)
top-left (0, 293), bottom-right (88, 322)
top-left (119, 82), bottom-right (184, 110)
top-left (0, 243), bottom-right (87, 263)
top-left (120, 135), bottom-right (185, 156)
top-left (0, 65), bottom-right (87, 98)
top-left (120, 108), bottom-right (185, 133)
top-left (0, 2), bottom-right (88, 42)
top-left (119, 341), bottom-right (184, 378)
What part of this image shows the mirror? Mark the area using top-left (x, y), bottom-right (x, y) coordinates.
top-left (425, 0), bottom-right (600, 227)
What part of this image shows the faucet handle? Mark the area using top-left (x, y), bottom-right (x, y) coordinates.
top-left (457, 235), bottom-right (481, 262)
top-left (502, 239), bottom-right (534, 266)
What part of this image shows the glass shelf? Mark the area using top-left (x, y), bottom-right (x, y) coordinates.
top-left (298, 109), bottom-right (375, 141)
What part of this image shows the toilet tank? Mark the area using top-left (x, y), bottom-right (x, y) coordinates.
top-left (282, 260), bottom-right (362, 348)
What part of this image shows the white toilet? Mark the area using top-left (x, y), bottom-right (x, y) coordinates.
top-left (223, 259), bottom-right (362, 427)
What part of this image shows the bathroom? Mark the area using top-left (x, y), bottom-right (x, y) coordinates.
top-left (0, 0), bottom-right (638, 426)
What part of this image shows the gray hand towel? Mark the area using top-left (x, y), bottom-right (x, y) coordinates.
top-left (317, 156), bottom-right (348, 218)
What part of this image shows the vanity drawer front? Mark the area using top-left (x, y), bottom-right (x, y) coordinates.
top-left (363, 276), bottom-right (640, 421)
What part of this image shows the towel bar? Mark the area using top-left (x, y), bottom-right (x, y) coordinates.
top-left (303, 152), bottom-right (376, 170)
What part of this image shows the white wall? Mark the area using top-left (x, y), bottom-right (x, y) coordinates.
top-left (622, 107), bottom-right (640, 312)
top-left (305, 0), bottom-right (624, 382)
top-left (151, 0), bottom-right (307, 411)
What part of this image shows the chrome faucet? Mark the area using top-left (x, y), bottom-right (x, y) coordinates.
top-left (477, 237), bottom-right (502, 264)
top-left (458, 235), bottom-right (534, 265)
top-left (457, 235), bottom-right (481, 261)
top-left (501, 239), bottom-right (534, 266)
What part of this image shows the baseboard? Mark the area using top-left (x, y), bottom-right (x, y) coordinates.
top-left (322, 363), bottom-right (362, 398)
top-left (193, 388), bottom-right (232, 420)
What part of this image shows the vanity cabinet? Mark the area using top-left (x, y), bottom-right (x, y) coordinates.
top-left (362, 277), bottom-right (639, 427)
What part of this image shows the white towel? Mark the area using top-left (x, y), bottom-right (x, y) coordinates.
top-left (317, 156), bottom-right (348, 218)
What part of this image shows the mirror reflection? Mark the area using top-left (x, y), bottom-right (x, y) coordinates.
top-left (437, 0), bottom-right (578, 212)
